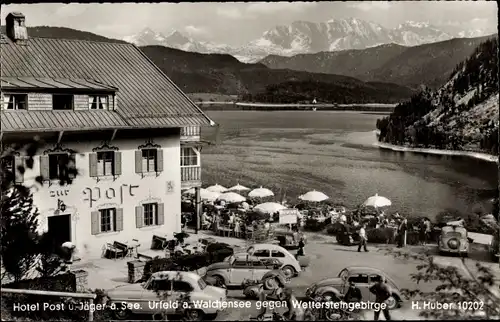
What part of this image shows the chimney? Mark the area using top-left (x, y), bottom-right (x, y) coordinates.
top-left (6, 12), bottom-right (28, 44)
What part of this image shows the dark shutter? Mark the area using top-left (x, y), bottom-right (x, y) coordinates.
top-left (113, 152), bottom-right (122, 176)
top-left (115, 208), bottom-right (124, 231)
top-left (135, 150), bottom-right (143, 174)
top-left (91, 211), bottom-right (100, 235)
top-left (14, 156), bottom-right (25, 184)
top-left (135, 206), bottom-right (144, 228)
top-left (68, 154), bottom-right (76, 179)
top-left (156, 149), bottom-right (164, 172)
top-left (39, 155), bottom-right (50, 180)
top-left (157, 203), bottom-right (165, 225)
top-left (89, 153), bottom-right (98, 177)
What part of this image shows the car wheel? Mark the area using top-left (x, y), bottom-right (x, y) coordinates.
top-left (113, 308), bottom-right (132, 320)
top-left (282, 265), bottom-right (296, 279)
top-left (212, 275), bottom-right (226, 288)
top-left (385, 296), bottom-right (398, 310)
top-left (185, 309), bottom-right (204, 321)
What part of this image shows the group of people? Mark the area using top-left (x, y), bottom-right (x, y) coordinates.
top-left (253, 275), bottom-right (394, 321)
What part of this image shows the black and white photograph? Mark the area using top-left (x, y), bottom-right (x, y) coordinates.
top-left (0, 1), bottom-right (499, 321)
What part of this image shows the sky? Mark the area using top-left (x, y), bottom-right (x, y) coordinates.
top-left (2, 1), bottom-right (498, 46)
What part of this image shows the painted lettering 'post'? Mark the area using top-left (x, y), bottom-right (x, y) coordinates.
top-left (83, 187), bottom-right (101, 208)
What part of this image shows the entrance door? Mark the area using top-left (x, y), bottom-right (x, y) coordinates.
top-left (47, 214), bottom-right (71, 248)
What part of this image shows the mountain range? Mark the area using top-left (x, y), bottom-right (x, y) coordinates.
top-left (260, 35), bottom-right (496, 89)
top-left (123, 18), bottom-right (496, 62)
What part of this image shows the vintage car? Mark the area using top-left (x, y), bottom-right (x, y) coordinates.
top-left (227, 244), bottom-right (304, 278)
top-left (305, 266), bottom-right (404, 310)
top-left (205, 255), bottom-right (285, 289)
top-left (106, 271), bottom-right (227, 320)
top-left (438, 225), bottom-right (469, 256)
top-left (274, 229), bottom-right (307, 250)
top-left (490, 233), bottom-right (499, 263)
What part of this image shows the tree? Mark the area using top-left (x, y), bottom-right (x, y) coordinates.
top-left (1, 138), bottom-right (79, 282)
top-left (0, 187), bottom-right (40, 282)
top-left (387, 249), bottom-right (500, 320)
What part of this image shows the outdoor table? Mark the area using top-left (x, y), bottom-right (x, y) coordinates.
top-left (126, 239), bottom-right (141, 258)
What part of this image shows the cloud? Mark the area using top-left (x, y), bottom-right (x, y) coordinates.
top-left (216, 7), bottom-right (242, 19)
top-left (246, 2), bottom-right (317, 14)
top-left (184, 25), bottom-right (208, 36)
top-left (347, 2), bottom-right (392, 12)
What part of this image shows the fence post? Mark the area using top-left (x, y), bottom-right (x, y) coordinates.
top-left (404, 231), bottom-right (407, 247)
top-left (88, 299), bottom-right (94, 321)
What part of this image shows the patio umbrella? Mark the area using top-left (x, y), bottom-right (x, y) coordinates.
top-left (363, 193), bottom-right (392, 208)
top-left (206, 184), bottom-right (228, 193)
top-left (254, 202), bottom-right (287, 214)
top-left (217, 192), bottom-right (246, 203)
top-left (183, 188), bottom-right (220, 201)
top-left (229, 183), bottom-right (250, 192)
top-left (299, 190), bottom-right (329, 202)
top-left (248, 187), bottom-right (274, 198)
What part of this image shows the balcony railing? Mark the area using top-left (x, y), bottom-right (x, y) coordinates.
top-left (181, 166), bottom-right (201, 182)
top-left (181, 126), bottom-right (201, 141)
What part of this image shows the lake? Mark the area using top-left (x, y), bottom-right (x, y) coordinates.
top-left (201, 111), bottom-right (498, 220)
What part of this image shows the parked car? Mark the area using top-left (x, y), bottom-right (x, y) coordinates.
top-left (438, 225), bottom-right (469, 256)
top-left (106, 271), bottom-right (226, 320)
top-left (205, 254), bottom-right (285, 289)
top-left (490, 233), bottom-right (499, 262)
top-left (274, 230), bottom-right (307, 250)
top-left (305, 266), bottom-right (404, 310)
top-left (228, 244), bottom-right (304, 278)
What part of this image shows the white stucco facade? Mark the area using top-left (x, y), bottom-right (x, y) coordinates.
top-left (21, 133), bottom-right (183, 260)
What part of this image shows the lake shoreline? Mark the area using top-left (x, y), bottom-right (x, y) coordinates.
top-left (375, 141), bottom-right (498, 163)
top-left (199, 102), bottom-right (397, 112)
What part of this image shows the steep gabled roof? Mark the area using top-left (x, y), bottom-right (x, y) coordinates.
top-left (1, 35), bottom-right (213, 130)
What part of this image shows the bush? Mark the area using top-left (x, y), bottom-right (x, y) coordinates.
top-left (304, 218), bottom-right (329, 232)
top-left (1, 274), bottom-right (105, 321)
top-left (366, 227), bottom-right (397, 244)
top-left (326, 224), bottom-right (338, 235)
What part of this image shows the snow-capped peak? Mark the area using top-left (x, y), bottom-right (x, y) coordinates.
top-left (123, 17), bottom-right (496, 63)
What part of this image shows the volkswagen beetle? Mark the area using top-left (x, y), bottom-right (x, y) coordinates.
top-left (438, 225), bottom-right (469, 256)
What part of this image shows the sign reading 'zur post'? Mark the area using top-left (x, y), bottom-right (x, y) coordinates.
top-left (83, 184), bottom-right (139, 208)
top-left (279, 209), bottom-right (299, 225)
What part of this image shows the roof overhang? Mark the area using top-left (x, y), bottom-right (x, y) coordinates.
top-left (1, 76), bottom-right (118, 93)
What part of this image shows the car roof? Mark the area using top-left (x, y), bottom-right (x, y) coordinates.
top-left (341, 266), bottom-right (399, 286)
top-left (151, 271), bottom-right (200, 281)
top-left (341, 266), bottom-right (386, 275)
top-left (250, 243), bottom-right (288, 251)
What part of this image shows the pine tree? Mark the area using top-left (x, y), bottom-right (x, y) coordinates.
top-left (1, 187), bottom-right (40, 282)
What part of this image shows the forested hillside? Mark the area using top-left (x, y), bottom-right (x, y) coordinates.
top-left (376, 38), bottom-right (498, 154)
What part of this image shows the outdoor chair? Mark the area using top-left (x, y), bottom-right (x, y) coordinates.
top-left (113, 241), bottom-right (129, 259)
top-left (126, 239), bottom-right (141, 258)
top-left (151, 235), bottom-right (167, 250)
top-left (103, 242), bottom-right (126, 259)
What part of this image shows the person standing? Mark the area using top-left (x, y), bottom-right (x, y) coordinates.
top-left (358, 224), bottom-right (368, 252)
top-left (369, 277), bottom-right (392, 321)
top-left (397, 218), bottom-right (407, 248)
top-left (424, 218), bottom-right (432, 245)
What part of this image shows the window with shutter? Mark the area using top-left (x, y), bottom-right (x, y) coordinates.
top-left (96, 152), bottom-right (114, 176)
top-left (141, 149), bottom-right (157, 173)
top-left (143, 203), bottom-right (158, 226)
top-left (48, 153), bottom-right (69, 180)
top-left (99, 208), bottom-right (116, 233)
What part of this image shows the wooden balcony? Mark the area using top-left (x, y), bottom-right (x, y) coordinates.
top-left (181, 126), bottom-right (201, 142)
top-left (181, 166), bottom-right (201, 188)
